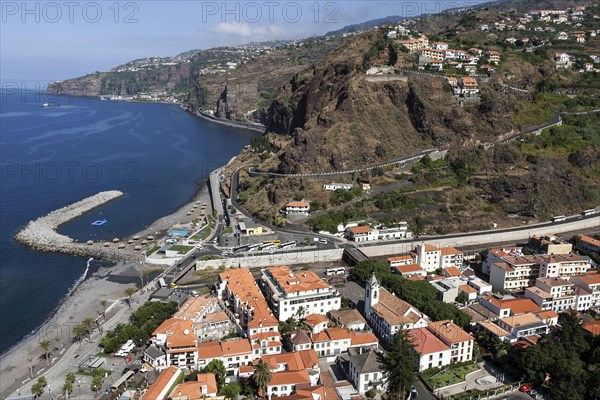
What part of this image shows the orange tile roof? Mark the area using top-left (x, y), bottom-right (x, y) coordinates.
top-left (580, 235), bottom-right (600, 248)
top-left (393, 264), bottom-right (424, 274)
top-left (143, 366), bottom-right (181, 400)
top-left (499, 313), bottom-right (544, 328)
top-left (219, 268), bottom-right (278, 329)
top-left (577, 274), bottom-right (600, 285)
top-left (173, 295), bottom-right (218, 321)
top-left (221, 338), bottom-right (252, 356)
top-left (484, 297), bottom-right (541, 315)
top-left (261, 349), bottom-right (318, 372)
top-left (459, 284), bottom-right (477, 294)
top-left (441, 247), bottom-right (463, 256)
top-left (479, 321), bottom-right (512, 337)
top-left (534, 310), bottom-right (558, 321)
top-left (171, 373), bottom-right (218, 399)
top-left (408, 328), bottom-right (450, 355)
top-left (286, 201), bottom-right (310, 208)
top-left (197, 341), bottom-right (223, 359)
top-left (372, 287), bottom-right (422, 327)
top-left (304, 313), bottom-right (329, 327)
top-left (444, 267), bottom-right (461, 277)
top-left (269, 369), bottom-right (311, 386)
top-left (428, 320), bottom-right (473, 344)
top-left (387, 255), bottom-right (414, 262)
top-left (348, 226), bottom-right (373, 234)
top-left (349, 331), bottom-right (378, 346)
top-left (582, 321), bottom-right (600, 336)
top-left (266, 266), bottom-right (330, 294)
top-left (202, 311), bottom-right (229, 324)
top-left (152, 318), bottom-right (196, 348)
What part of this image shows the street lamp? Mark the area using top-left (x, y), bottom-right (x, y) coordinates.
top-left (78, 380), bottom-right (81, 399)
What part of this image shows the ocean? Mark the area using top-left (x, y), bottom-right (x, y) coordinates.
top-left (0, 90), bottom-right (257, 354)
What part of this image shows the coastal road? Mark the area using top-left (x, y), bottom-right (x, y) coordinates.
top-left (6, 291), bottom-right (152, 400)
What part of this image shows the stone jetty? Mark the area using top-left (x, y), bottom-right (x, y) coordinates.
top-left (15, 190), bottom-right (144, 262)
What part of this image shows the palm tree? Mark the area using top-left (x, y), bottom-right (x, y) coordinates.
top-left (27, 356), bottom-right (34, 378)
top-left (99, 300), bottom-right (108, 319)
top-left (39, 339), bottom-right (51, 366)
top-left (124, 287), bottom-right (137, 309)
top-left (252, 359), bottom-right (272, 398)
top-left (73, 324), bottom-right (86, 350)
top-left (82, 317), bottom-right (95, 336)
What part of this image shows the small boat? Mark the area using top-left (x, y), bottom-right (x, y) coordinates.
top-left (91, 219), bottom-right (107, 226)
top-left (42, 102), bottom-right (60, 108)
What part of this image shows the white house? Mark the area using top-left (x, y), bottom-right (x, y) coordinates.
top-left (323, 182), bottom-right (353, 191)
top-left (284, 201), bottom-right (310, 214)
top-left (343, 348), bottom-right (387, 394)
top-left (408, 328), bottom-right (452, 371)
top-left (346, 226), bottom-right (378, 242)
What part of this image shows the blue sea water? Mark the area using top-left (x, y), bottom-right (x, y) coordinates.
top-left (0, 90), bottom-right (257, 354)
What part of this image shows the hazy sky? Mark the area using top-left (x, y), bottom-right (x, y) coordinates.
top-left (1, 0), bottom-right (485, 82)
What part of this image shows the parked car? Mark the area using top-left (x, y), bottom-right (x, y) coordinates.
top-left (410, 386), bottom-right (418, 399)
top-left (520, 384), bottom-right (533, 393)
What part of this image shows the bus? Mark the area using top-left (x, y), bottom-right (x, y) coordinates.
top-left (326, 267), bottom-right (346, 276)
top-left (280, 241), bottom-right (297, 249)
top-left (582, 209), bottom-right (597, 216)
top-left (263, 240), bottom-right (282, 246)
top-left (233, 245), bottom-right (249, 253)
top-left (552, 215), bottom-right (566, 222)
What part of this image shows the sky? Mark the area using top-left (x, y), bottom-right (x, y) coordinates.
top-left (1, 0), bottom-right (486, 83)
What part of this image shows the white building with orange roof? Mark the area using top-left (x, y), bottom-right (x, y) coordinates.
top-left (260, 349), bottom-right (321, 398)
top-left (459, 284), bottom-right (478, 302)
top-left (261, 266), bottom-right (341, 321)
top-left (427, 320), bottom-right (473, 363)
top-left (345, 225), bottom-right (378, 242)
top-left (365, 274), bottom-right (428, 343)
top-left (496, 313), bottom-right (552, 339)
top-left (571, 273), bottom-right (600, 308)
top-left (408, 328), bottom-right (452, 371)
top-left (482, 246), bottom-right (523, 274)
top-left (479, 296), bottom-right (541, 318)
top-left (576, 235), bottom-right (600, 253)
top-left (392, 263), bottom-right (426, 277)
top-left (413, 243), bottom-right (464, 272)
top-left (460, 77), bottom-right (479, 95)
top-left (387, 254), bottom-right (416, 268)
top-left (304, 313), bottom-right (329, 333)
top-left (151, 318), bottom-right (197, 370)
top-left (283, 201), bottom-right (310, 215)
top-left (170, 373), bottom-right (219, 400)
top-left (311, 327), bottom-right (352, 357)
top-left (142, 366), bottom-right (183, 400)
top-left (485, 51), bottom-right (501, 63)
top-left (196, 338), bottom-right (255, 378)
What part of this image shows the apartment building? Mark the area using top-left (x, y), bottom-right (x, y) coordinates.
top-left (196, 338), bottom-right (254, 378)
top-left (365, 274), bottom-right (428, 343)
top-left (261, 266), bottom-right (341, 321)
top-left (387, 254), bottom-right (416, 268)
top-left (311, 328), bottom-right (378, 357)
top-left (427, 320), bottom-right (474, 363)
top-left (420, 48), bottom-right (446, 61)
top-left (284, 201), bottom-right (310, 215)
top-left (262, 350), bottom-right (321, 399)
top-left (488, 252), bottom-right (591, 291)
top-left (412, 244), bottom-right (464, 272)
top-left (151, 319), bottom-right (197, 370)
top-left (489, 255), bottom-right (542, 291)
top-left (408, 328), bottom-right (452, 371)
top-left (571, 273), bottom-right (600, 308)
top-left (576, 235), bottom-right (600, 253)
top-left (525, 277), bottom-right (576, 312)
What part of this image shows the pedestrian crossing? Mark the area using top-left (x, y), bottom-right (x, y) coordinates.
top-left (130, 359), bottom-right (142, 365)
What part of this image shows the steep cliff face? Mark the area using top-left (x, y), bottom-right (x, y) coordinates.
top-left (263, 31), bottom-right (515, 174)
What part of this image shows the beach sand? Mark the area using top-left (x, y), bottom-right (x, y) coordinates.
top-left (0, 183), bottom-right (212, 397)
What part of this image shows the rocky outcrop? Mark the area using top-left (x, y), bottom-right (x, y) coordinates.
top-left (15, 191), bottom-right (142, 262)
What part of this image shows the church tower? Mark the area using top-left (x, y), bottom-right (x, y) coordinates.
top-left (365, 272), bottom-right (380, 314)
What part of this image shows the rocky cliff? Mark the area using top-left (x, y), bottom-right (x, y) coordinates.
top-left (262, 30), bottom-right (516, 174)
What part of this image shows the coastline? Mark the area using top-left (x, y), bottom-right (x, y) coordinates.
top-left (0, 96), bottom-right (259, 397)
top-left (193, 110), bottom-right (266, 133)
top-left (0, 184), bottom-right (212, 397)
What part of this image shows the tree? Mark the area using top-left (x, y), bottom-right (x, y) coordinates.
top-left (456, 291), bottom-right (469, 306)
top-left (27, 356), bottom-right (34, 378)
top-left (63, 373), bottom-right (76, 399)
top-left (204, 359), bottom-right (226, 389)
top-left (124, 287), bottom-right (137, 309)
top-left (252, 359), bottom-right (273, 398)
top-left (39, 339), bottom-right (51, 366)
top-left (365, 388), bottom-right (377, 399)
top-left (100, 300), bottom-right (108, 319)
top-left (82, 317), bottom-right (95, 336)
top-left (73, 324), bottom-right (87, 350)
top-left (219, 381), bottom-right (241, 399)
top-left (31, 377), bottom-right (47, 398)
top-left (384, 331), bottom-right (418, 399)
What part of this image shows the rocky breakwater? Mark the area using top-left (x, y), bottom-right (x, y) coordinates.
top-left (15, 190), bottom-right (143, 262)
